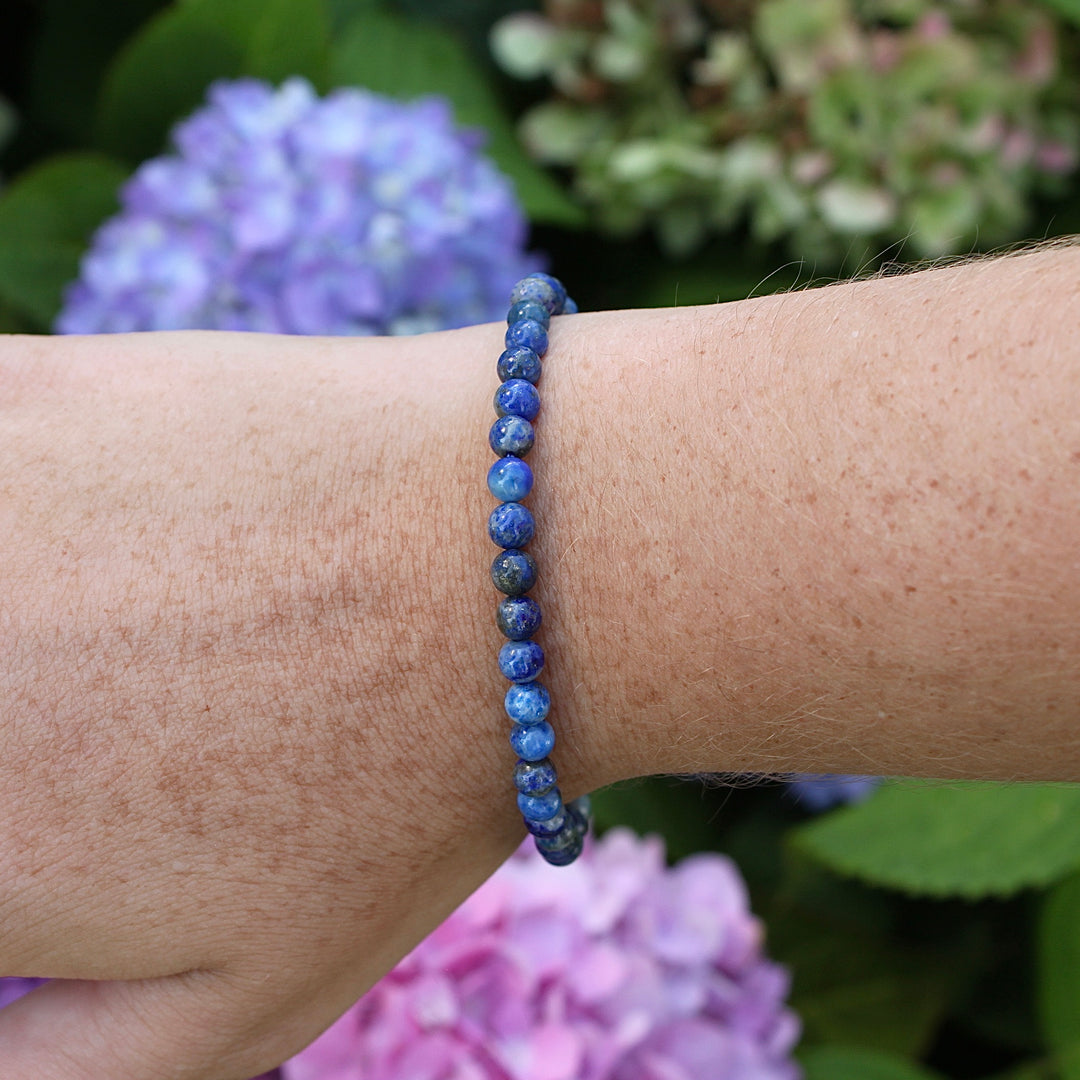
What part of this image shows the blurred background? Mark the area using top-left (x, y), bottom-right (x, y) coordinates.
top-left (1, 1), bottom-right (1080, 1077)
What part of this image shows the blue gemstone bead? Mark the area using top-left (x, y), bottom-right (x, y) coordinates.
top-left (536, 828), bottom-right (585, 866)
top-left (505, 319), bottom-right (549, 356)
top-left (562, 296), bottom-right (578, 315)
top-left (494, 379), bottom-right (540, 421)
top-left (499, 639), bottom-right (544, 683)
top-left (567, 793), bottom-right (592, 823)
top-left (507, 300), bottom-right (551, 329)
top-left (491, 549), bottom-right (537, 596)
top-left (487, 456), bottom-right (532, 502)
top-left (510, 276), bottom-right (560, 315)
top-left (513, 757), bottom-right (557, 794)
top-left (523, 272), bottom-right (568, 313)
top-left (524, 806), bottom-right (567, 836)
top-left (505, 681), bottom-right (550, 724)
top-left (488, 502), bottom-right (534, 549)
top-left (497, 595), bottom-right (542, 640)
top-left (497, 346), bottom-right (542, 385)
top-left (489, 414), bottom-right (534, 457)
top-left (518, 787), bottom-right (563, 822)
top-left (510, 720), bottom-right (555, 760)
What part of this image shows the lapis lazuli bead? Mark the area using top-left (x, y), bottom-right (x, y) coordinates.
top-left (567, 793), bottom-right (592, 823)
top-left (524, 272), bottom-right (568, 313)
top-left (513, 757), bottom-right (557, 794)
top-left (510, 276), bottom-right (560, 315)
top-left (505, 319), bottom-right (548, 356)
top-left (487, 456), bottom-right (532, 502)
top-left (562, 296), bottom-right (578, 315)
top-left (491, 549), bottom-right (538, 596)
top-left (497, 346), bottom-right (542, 385)
top-left (524, 806), bottom-right (566, 836)
top-left (489, 414), bottom-right (534, 457)
top-left (536, 828), bottom-right (585, 866)
top-left (507, 299), bottom-right (550, 329)
top-left (505, 681), bottom-right (550, 724)
top-left (494, 379), bottom-right (540, 422)
top-left (499, 640), bottom-right (544, 683)
top-left (497, 595), bottom-right (542, 640)
top-left (518, 787), bottom-right (563, 822)
top-left (488, 502), bottom-right (534, 549)
top-left (510, 720), bottom-right (556, 760)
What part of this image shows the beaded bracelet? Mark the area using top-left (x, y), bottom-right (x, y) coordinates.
top-left (487, 273), bottom-right (591, 867)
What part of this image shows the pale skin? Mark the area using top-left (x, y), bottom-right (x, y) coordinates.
top-left (0, 246), bottom-right (1077, 1077)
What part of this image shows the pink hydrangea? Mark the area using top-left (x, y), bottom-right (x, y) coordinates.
top-left (283, 828), bottom-right (801, 1080)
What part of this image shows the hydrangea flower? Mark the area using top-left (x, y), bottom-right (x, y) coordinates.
top-left (57, 78), bottom-right (538, 335)
top-left (492, 0), bottom-right (1078, 263)
top-left (788, 774), bottom-right (881, 812)
top-left (283, 828), bottom-right (801, 1080)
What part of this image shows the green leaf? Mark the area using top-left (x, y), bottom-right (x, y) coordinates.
top-left (329, 9), bottom-right (583, 225)
top-left (1039, 872), bottom-right (1080, 1078)
top-left (793, 780), bottom-right (1080, 898)
top-left (95, 0), bottom-right (331, 162)
top-left (800, 1046), bottom-right (945, 1080)
top-left (0, 153), bottom-right (128, 327)
top-left (1039, 0), bottom-right (1080, 28)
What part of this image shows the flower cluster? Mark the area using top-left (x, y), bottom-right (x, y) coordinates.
top-left (492, 0), bottom-right (1078, 264)
top-left (58, 78), bottom-right (538, 335)
top-left (283, 828), bottom-right (800, 1080)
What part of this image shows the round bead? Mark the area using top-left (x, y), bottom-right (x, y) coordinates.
top-left (487, 456), bottom-right (532, 502)
top-left (513, 757), bottom-right (557, 795)
top-left (499, 640), bottom-right (544, 683)
top-left (505, 681), bottom-right (550, 724)
top-left (510, 275), bottom-right (560, 315)
top-left (518, 787), bottom-right (563, 822)
top-left (510, 720), bottom-right (555, 761)
top-left (497, 346), bottom-right (542, 385)
top-left (494, 379), bottom-right (540, 421)
top-left (507, 300), bottom-right (550, 329)
top-left (524, 272), bottom-right (568, 313)
top-left (561, 296), bottom-right (578, 315)
top-left (567, 793), bottom-right (592, 823)
top-left (497, 595), bottom-right (542, 640)
top-left (489, 414), bottom-right (534, 457)
top-left (505, 319), bottom-right (548, 356)
top-left (524, 806), bottom-right (567, 836)
top-left (536, 828), bottom-right (585, 866)
top-left (491, 549), bottom-right (538, 596)
top-left (488, 502), bottom-right (534, 549)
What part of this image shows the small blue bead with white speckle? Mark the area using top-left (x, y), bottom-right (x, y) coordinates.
top-left (489, 414), bottom-right (534, 457)
top-left (507, 300), bottom-right (550, 329)
top-left (497, 595), bottom-right (541, 640)
top-left (537, 828), bottom-right (585, 865)
top-left (510, 720), bottom-right (555, 760)
top-left (524, 806), bottom-right (566, 836)
top-left (505, 319), bottom-right (548, 356)
top-left (491, 549), bottom-right (537, 596)
top-left (487, 456), bottom-right (532, 502)
top-left (518, 787), bottom-right (563, 821)
top-left (513, 757), bottom-right (557, 794)
top-left (498, 346), bottom-right (542, 384)
top-left (499, 640), bottom-right (544, 683)
top-left (494, 379), bottom-right (540, 421)
top-left (510, 276), bottom-right (560, 315)
top-left (505, 681), bottom-right (550, 724)
top-left (562, 296), bottom-right (578, 315)
top-left (488, 502), bottom-right (534, 549)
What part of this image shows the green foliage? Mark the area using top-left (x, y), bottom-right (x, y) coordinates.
top-left (801, 1045), bottom-right (946, 1080)
top-left (94, 0), bottom-right (331, 162)
top-left (1038, 872), bottom-right (1080, 1077)
top-left (329, 8), bottom-right (583, 225)
top-left (0, 154), bottom-right (127, 328)
top-left (1040, 0), bottom-right (1080, 28)
top-left (794, 780), bottom-right (1080, 898)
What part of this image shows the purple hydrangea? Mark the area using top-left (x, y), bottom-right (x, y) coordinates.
top-left (283, 828), bottom-right (801, 1080)
top-left (57, 78), bottom-right (538, 335)
top-left (0, 977), bottom-right (46, 1010)
top-left (788, 774), bottom-right (881, 812)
